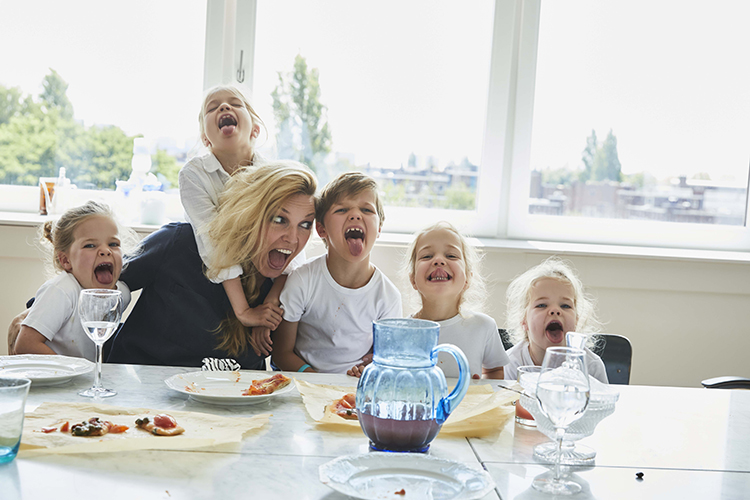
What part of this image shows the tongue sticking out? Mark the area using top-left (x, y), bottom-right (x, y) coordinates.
top-left (268, 249), bottom-right (288, 270)
top-left (221, 125), bottom-right (236, 136)
top-left (347, 238), bottom-right (364, 257)
top-left (95, 265), bottom-right (114, 285)
top-left (546, 322), bottom-right (565, 344)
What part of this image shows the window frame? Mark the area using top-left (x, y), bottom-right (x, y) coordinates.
top-left (207, 0), bottom-right (750, 252)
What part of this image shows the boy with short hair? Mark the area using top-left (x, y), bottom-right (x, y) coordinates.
top-left (271, 172), bottom-right (402, 374)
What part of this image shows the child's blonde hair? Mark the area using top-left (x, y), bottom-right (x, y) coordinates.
top-left (315, 171), bottom-right (385, 242)
top-left (38, 201), bottom-right (136, 278)
top-left (198, 85), bottom-right (266, 150)
top-left (206, 160), bottom-right (317, 357)
top-left (405, 221), bottom-right (486, 315)
top-left (505, 257), bottom-right (602, 347)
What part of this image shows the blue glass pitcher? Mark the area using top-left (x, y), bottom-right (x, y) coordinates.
top-left (356, 318), bottom-right (470, 452)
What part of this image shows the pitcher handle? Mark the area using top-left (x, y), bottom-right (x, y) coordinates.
top-left (433, 343), bottom-right (470, 424)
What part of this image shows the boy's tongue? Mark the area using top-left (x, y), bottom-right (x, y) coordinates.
top-left (95, 266), bottom-right (114, 285)
top-left (221, 125), bottom-right (236, 136)
top-left (347, 237), bottom-right (364, 257)
top-left (269, 249), bottom-right (288, 270)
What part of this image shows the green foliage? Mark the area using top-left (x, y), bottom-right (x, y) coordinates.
top-left (0, 70), bottom-right (134, 188)
top-left (581, 129), bottom-right (621, 183)
top-left (152, 148), bottom-right (180, 188)
top-left (541, 166), bottom-right (577, 186)
top-left (271, 54), bottom-right (332, 172)
top-left (443, 182), bottom-right (476, 210)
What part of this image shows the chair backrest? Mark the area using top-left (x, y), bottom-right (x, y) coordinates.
top-left (592, 333), bottom-right (632, 385)
top-left (498, 329), bottom-right (514, 352)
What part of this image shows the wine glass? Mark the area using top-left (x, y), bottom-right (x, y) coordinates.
top-left (532, 347), bottom-right (590, 495)
top-left (78, 289), bottom-right (122, 398)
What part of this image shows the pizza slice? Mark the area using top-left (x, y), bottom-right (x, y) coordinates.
top-left (135, 414), bottom-right (185, 436)
top-left (327, 393), bottom-right (358, 420)
top-left (242, 373), bottom-right (291, 396)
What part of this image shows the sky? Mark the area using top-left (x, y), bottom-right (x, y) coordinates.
top-left (1, 0), bottom-right (748, 183)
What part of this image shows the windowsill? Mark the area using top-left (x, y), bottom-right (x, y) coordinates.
top-left (4, 210), bottom-right (750, 264)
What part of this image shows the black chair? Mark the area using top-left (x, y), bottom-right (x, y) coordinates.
top-left (498, 328), bottom-right (514, 351)
top-left (701, 376), bottom-right (750, 389)
top-left (592, 333), bottom-right (632, 385)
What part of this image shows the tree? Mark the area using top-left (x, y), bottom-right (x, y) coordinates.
top-left (0, 70), bottom-right (133, 188)
top-left (580, 129), bottom-right (597, 182)
top-left (152, 148), bottom-right (180, 189)
top-left (271, 54), bottom-right (332, 172)
top-left (40, 69), bottom-right (74, 120)
top-left (581, 128), bottom-right (622, 183)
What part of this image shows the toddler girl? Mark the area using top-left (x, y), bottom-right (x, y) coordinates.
top-left (406, 221), bottom-right (508, 379)
top-left (503, 257), bottom-right (608, 383)
top-left (179, 85), bottom-right (300, 351)
top-left (14, 201), bottom-right (133, 361)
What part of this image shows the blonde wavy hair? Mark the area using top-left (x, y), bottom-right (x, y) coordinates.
top-left (404, 221), bottom-right (487, 316)
top-left (38, 201), bottom-right (137, 278)
top-left (205, 160), bottom-right (317, 357)
top-left (505, 257), bottom-right (602, 348)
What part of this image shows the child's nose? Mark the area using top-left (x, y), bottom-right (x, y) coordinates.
top-left (219, 102), bottom-right (231, 112)
top-left (548, 307), bottom-right (561, 316)
top-left (99, 247), bottom-right (111, 256)
top-left (348, 211), bottom-right (361, 220)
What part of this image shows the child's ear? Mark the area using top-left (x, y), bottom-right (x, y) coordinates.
top-left (201, 133), bottom-right (211, 148)
top-left (410, 274), bottom-right (417, 290)
top-left (58, 252), bottom-right (73, 272)
top-left (315, 220), bottom-right (327, 239)
top-left (251, 123), bottom-right (260, 139)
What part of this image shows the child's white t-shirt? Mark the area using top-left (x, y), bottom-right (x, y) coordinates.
top-left (280, 254), bottom-right (402, 373)
top-left (432, 312), bottom-right (509, 379)
top-left (21, 272), bottom-right (131, 361)
top-left (178, 153), bottom-right (304, 282)
top-left (503, 339), bottom-right (609, 384)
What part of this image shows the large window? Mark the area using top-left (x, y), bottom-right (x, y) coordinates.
top-left (4, 0), bottom-right (750, 252)
top-left (507, 0), bottom-right (750, 250)
top-left (0, 0), bottom-right (207, 216)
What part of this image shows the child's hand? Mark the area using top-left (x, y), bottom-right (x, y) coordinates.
top-left (236, 303), bottom-right (283, 330)
top-left (346, 353), bottom-right (374, 378)
top-left (249, 327), bottom-right (273, 357)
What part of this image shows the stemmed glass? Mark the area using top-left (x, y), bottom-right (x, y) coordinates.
top-left (532, 347), bottom-right (591, 495)
top-left (78, 289), bottom-right (122, 398)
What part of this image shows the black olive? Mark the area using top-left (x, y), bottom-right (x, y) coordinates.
top-left (636, 472), bottom-right (644, 480)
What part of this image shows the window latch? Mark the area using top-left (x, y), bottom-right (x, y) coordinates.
top-left (237, 50), bottom-right (245, 83)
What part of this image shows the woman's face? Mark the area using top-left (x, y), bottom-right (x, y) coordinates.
top-left (255, 193), bottom-right (316, 278)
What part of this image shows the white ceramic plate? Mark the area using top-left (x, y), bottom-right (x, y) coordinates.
top-left (0, 354), bottom-right (94, 386)
top-left (164, 371), bottom-right (294, 405)
top-left (319, 452), bottom-right (495, 500)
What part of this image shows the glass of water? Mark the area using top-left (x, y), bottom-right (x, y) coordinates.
top-left (0, 377), bottom-right (31, 463)
top-left (532, 347), bottom-right (590, 495)
top-left (78, 289), bottom-right (122, 398)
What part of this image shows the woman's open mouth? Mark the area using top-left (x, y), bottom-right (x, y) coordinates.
top-left (94, 262), bottom-right (114, 285)
top-left (268, 248), bottom-right (292, 271)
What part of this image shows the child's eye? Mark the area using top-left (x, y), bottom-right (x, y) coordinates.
top-left (535, 303), bottom-right (547, 309)
top-left (207, 106), bottom-right (218, 113)
top-left (562, 304), bottom-right (573, 309)
top-left (334, 208), bottom-right (346, 214)
top-left (419, 254), bottom-right (432, 260)
top-left (83, 243), bottom-right (95, 249)
top-left (231, 102), bottom-right (243, 108)
top-left (109, 242), bottom-right (120, 248)
top-left (362, 207), bottom-right (374, 213)
top-left (272, 216), bottom-right (286, 224)
top-left (300, 221), bottom-right (313, 230)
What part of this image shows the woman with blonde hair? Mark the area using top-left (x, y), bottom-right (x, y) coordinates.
top-left (108, 161), bottom-right (317, 369)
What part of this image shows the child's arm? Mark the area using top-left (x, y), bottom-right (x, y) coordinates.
top-left (346, 353), bottom-right (373, 378)
top-left (249, 275), bottom-right (288, 356)
top-left (222, 277), bottom-right (283, 329)
top-left (14, 325), bottom-right (57, 356)
top-left (7, 309), bottom-right (29, 356)
top-left (271, 319), bottom-right (314, 372)
top-left (482, 366), bottom-right (505, 379)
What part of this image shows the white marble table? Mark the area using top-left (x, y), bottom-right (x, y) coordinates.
top-left (2, 364), bottom-right (750, 499)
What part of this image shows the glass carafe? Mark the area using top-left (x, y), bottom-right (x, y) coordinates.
top-left (356, 318), bottom-right (470, 452)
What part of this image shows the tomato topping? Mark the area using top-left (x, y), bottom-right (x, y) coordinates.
top-left (108, 424), bottom-right (129, 434)
top-left (153, 414), bottom-right (177, 429)
top-left (41, 426), bottom-right (57, 433)
top-left (60, 421), bottom-right (69, 432)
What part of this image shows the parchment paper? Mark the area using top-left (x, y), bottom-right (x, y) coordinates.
top-left (295, 379), bottom-right (516, 437)
top-left (19, 401), bottom-right (269, 456)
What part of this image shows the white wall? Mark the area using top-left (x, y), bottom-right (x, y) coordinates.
top-left (3, 221), bottom-right (749, 388)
